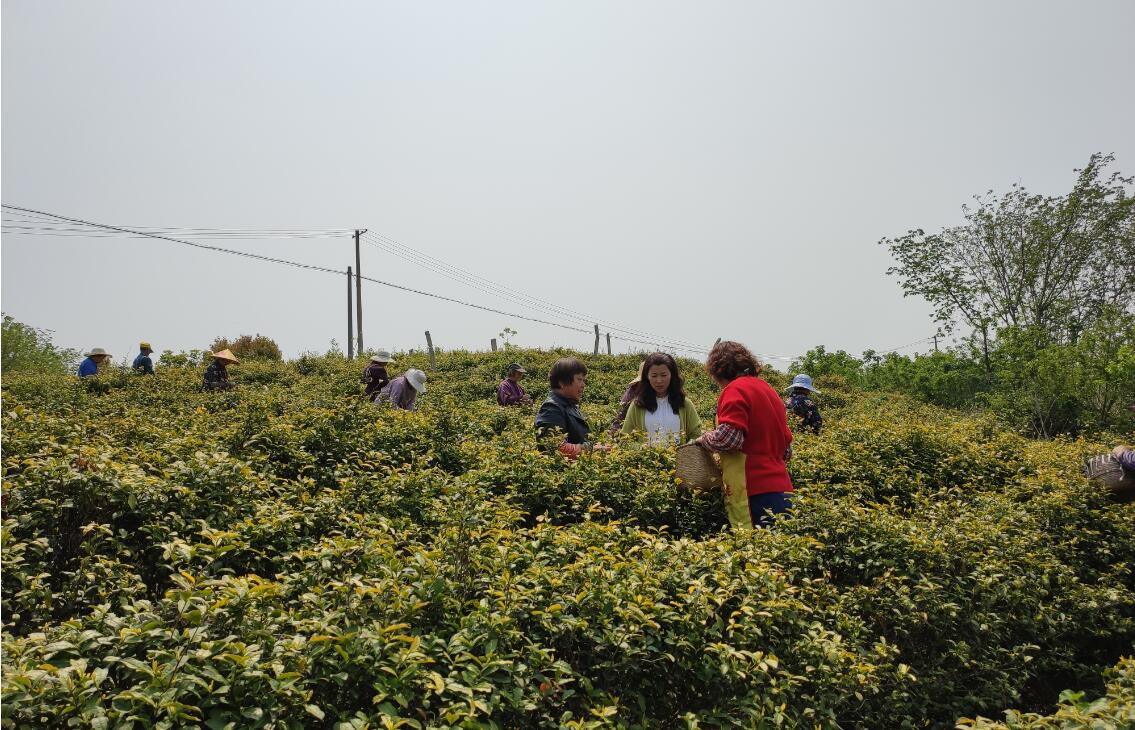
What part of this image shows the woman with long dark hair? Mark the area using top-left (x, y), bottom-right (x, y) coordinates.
top-left (620, 352), bottom-right (702, 445)
top-left (696, 341), bottom-right (794, 529)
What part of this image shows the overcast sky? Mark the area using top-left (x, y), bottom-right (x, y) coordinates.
top-left (3, 1), bottom-right (1133, 366)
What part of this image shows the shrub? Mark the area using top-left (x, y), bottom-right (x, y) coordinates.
top-left (209, 333), bottom-right (283, 361)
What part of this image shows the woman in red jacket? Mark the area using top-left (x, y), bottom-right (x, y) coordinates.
top-left (697, 341), bottom-right (794, 529)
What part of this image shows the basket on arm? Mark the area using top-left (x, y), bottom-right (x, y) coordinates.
top-left (675, 442), bottom-right (723, 492)
top-left (1084, 454), bottom-right (1135, 495)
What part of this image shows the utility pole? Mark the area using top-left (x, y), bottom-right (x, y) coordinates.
top-left (606, 333), bottom-right (612, 355)
top-left (593, 324), bottom-right (600, 356)
top-left (933, 335), bottom-right (939, 352)
top-left (347, 267), bottom-right (354, 360)
top-left (355, 229), bottom-right (367, 355)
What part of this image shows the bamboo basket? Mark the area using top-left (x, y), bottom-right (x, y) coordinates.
top-left (1084, 454), bottom-right (1135, 495)
top-left (675, 442), bottom-right (723, 491)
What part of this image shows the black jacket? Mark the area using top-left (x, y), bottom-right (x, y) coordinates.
top-left (535, 391), bottom-right (591, 450)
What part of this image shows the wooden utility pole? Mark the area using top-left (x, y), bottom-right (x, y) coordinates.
top-left (491, 338), bottom-right (498, 352)
top-left (346, 267), bottom-right (354, 360)
top-left (355, 229), bottom-right (367, 355)
top-left (606, 333), bottom-right (612, 355)
top-left (593, 324), bottom-right (600, 355)
top-left (425, 331), bottom-right (436, 370)
top-left (933, 335), bottom-right (939, 352)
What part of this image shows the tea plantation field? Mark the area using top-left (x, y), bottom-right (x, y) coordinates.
top-left (2, 350), bottom-right (1133, 728)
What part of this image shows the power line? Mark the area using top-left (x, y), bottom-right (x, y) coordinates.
top-left (361, 230), bottom-right (715, 354)
top-left (2, 204), bottom-right (935, 362)
top-left (0, 203), bottom-right (600, 336)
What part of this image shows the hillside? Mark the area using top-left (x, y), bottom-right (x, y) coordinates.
top-left (2, 350), bottom-right (1133, 728)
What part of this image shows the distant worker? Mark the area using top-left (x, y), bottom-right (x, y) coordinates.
top-left (376, 368), bottom-right (427, 410)
top-left (608, 374), bottom-right (642, 434)
top-left (132, 341), bottom-right (155, 375)
top-left (535, 357), bottom-right (609, 459)
top-left (785, 374), bottom-right (823, 435)
top-left (203, 349), bottom-right (240, 391)
top-left (362, 350), bottom-right (394, 399)
top-left (77, 348), bottom-right (111, 378)
top-left (497, 363), bottom-right (533, 406)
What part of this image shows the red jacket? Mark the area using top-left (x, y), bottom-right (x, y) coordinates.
top-left (716, 376), bottom-right (794, 495)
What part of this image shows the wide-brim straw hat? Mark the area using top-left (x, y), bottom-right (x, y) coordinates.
top-left (212, 349), bottom-right (241, 364)
top-left (506, 363), bottom-right (527, 374)
top-left (406, 368), bottom-right (427, 393)
top-left (370, 350), bottom-right (393, 363)
top-left (84, 348), bottom-right (111, 357)
top-left (139, 341), bottom-right (153, 351)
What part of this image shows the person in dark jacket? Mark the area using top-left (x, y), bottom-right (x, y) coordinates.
top-left (535, 358), bottom-right (609, 459)
top-left (203, 349), bottom-right (240, 391)
top-left (362, 351), bottom-right (393, 399)
top-left (784, 374), bottom-right (822, 435)
top-left (132, 341), bottom-right (155, 375)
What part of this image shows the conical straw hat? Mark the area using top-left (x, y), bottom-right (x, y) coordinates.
top-left (212, 349), bottom-right (241, 364)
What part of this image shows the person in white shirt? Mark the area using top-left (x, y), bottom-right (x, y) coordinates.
top-left (620, 352), bottom-right (702, 445)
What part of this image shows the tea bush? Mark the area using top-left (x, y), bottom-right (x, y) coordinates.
top-left (2, 349), bottom-right (1132, 728)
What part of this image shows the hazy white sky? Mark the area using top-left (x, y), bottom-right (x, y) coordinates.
top-left (3, 1), bottom-right (1133, 364)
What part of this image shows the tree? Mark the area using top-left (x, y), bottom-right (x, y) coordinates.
top-left (1, 314), bottom-right (78, 373)
top-left (881, 154), bottom-right (1135, 347)
top-left (209, 334), bottom-right (283, 361)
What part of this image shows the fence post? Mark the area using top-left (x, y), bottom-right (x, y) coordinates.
top-left (346, 267), bottom-right (354, 360)
top-left (593, 324), bottom-right (600, 355)
top-left (491, 338), bottom-right (498, 352)
top-left (606, 333), bottom-right (612, 355)
top-left (425, 331), bottom-right (436, 370)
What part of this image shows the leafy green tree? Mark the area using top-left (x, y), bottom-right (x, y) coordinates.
top-left (881, 153), bottom-right (1135, 351)
top-left (209, 334), bottom-right (283, 361)
top-left (1, 313), bottom-right (78, 373)
top-left (791, 346), bottom-right (863, 383)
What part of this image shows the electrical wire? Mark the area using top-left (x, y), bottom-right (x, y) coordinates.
top-left (2, 204), bottom-right (935, 362)
top-left (361, 231), bottom-right (715, 354)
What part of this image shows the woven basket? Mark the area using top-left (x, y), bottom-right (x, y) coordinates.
top-left (675, 443), bottom-right (723, 491)
top-left (1084, 454), bottom-right (1135, 494)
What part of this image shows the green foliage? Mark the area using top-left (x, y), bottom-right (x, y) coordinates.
top-left (1, 313), bottom-right (78, 373)
top-left (880, 152), bottom-right (1135, 341)
top-left (958, 657), bottom-right (1135, 729)
top-left (2, 349), bottom-right (1132, 728)
top-left (210, 333), bottom-right (283, 361)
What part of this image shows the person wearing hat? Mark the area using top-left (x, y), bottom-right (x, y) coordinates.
top-left (784, 374), bottom-right (822, 435)
top-left (362, 350), bottom-right (394, 399)
top-left (203, 349), bottom-right (240, 391)
top-left (497, 363), bottom-right (533, 406)
top-left (132, 341), bottom-right (155, 375)
top-left (376, 368), bottom-right (427, 410)
top-left (77, 348), bottom-right (111, 378)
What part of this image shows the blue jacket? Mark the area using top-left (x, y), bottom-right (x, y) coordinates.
top-left (132, 352), bottom-right (154, 375)
top-left (78, 357), bottom-right (99, 378)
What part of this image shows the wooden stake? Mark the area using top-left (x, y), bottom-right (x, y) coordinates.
top-left (425, 331), bottom-right (436, 370)
top-left (346, 267), bottom-right (354, 360)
